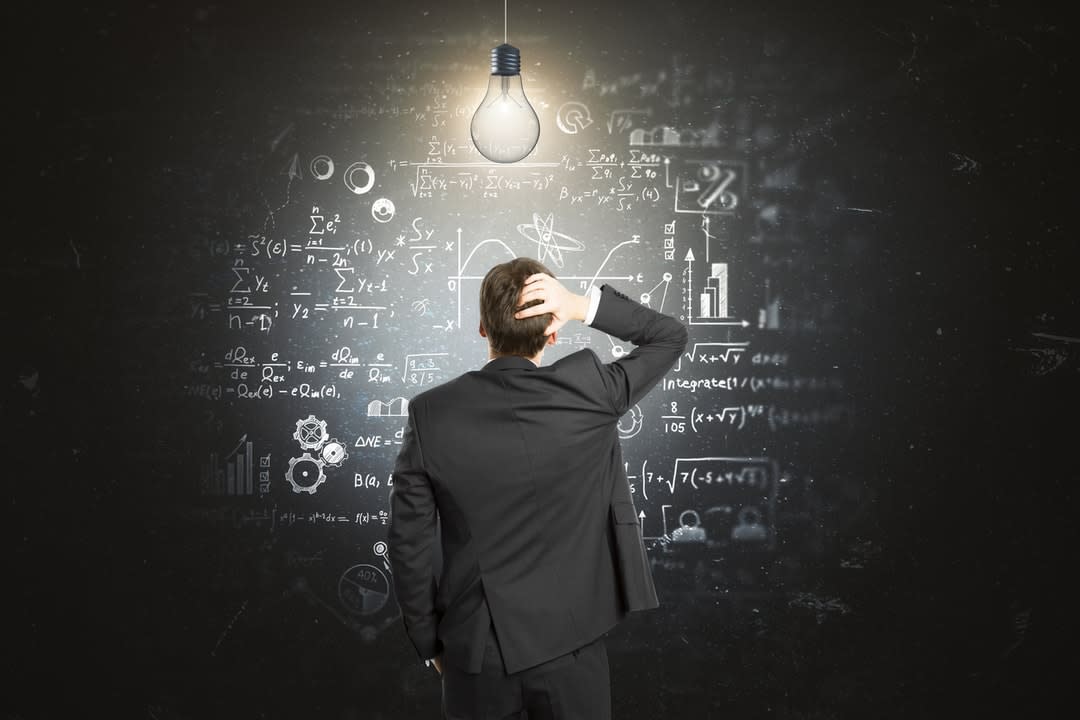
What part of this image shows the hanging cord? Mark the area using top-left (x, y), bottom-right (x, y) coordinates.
top-left (504, 0), bottom-right (508, 43)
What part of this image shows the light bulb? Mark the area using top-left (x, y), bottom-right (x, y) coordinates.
top-left (470, 43), bottom-right (539, 163)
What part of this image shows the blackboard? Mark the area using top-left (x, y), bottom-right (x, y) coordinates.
top-left (5, 0), bottom-right (1074, 717)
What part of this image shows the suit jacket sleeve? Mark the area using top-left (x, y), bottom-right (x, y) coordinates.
top-left (588, 283), bottom-right (689, 416)
top-left (387, 400), bottom-right (442, 661)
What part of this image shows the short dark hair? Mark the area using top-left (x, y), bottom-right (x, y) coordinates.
top-left (480, 257), bottom-right (556, 357)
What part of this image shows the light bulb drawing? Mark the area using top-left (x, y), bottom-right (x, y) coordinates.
top-left (470, 1), bottom-right (539, 163)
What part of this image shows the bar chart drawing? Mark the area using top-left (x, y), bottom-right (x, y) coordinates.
top-left (201, 434), bottom-right (255, 496)
top-left (758, 277), bottom-right (782, 330)
top-left (684, 248), bottom-right (749, 327)
top-left (699, 262), bottom-right (728, 319)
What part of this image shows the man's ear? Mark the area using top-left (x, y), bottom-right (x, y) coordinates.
top-left (546, 332), bottom-right (557, 346)
top-left (479, 323), bottom-right (487, 338)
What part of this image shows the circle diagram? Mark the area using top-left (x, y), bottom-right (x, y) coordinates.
top-left (343, 161), bottom-right (375, 195)
top-left (556, 101), bottom-right (593, 134)
top-left (338, 564), bottom-right (390, 616)
top-left (371, 197), bottom-right (396, 223)
top-left (310, 155), bottom-right (335, 180)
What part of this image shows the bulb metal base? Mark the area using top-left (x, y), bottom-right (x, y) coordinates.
top-left (490, 43), bottom-right (521, 75)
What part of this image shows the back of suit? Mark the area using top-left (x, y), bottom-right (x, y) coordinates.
top-left (389, 282), bottom-right (688, 679)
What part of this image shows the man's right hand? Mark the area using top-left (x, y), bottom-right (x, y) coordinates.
top-left (514, 273), bottom-right (589, 336)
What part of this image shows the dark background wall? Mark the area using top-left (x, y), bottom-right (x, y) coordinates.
top-left (4, 1), bottom-right (1074, 718)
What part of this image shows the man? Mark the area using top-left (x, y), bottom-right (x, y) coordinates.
top-left (388, 258), bottom-right (688, 719)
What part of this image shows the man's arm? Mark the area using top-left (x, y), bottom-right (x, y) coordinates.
top-left (515, 276), bottom-right (688, 416)
top-left (585, 283), bottom-right (688, 416)
top-left (387, 400), bottom-right (442, 662)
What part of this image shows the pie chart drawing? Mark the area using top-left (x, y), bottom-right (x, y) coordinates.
top-left (343, 161), bottom-right (375, 195)
top-left (338, 563), bottom-right (390, 615)
top-left (371, 197), bottom-right (396, 223)
top-left (310, 155), bottom-right (335, 181)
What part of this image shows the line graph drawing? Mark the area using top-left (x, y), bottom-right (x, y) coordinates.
top-left (640, 272), bottom-right (672, 313)
top-left (449, 229), bottom-right (518, 330)
top-left (449, 230), bottom-right (643, 332)
top-left (582, 235), bottom-right (640, 295)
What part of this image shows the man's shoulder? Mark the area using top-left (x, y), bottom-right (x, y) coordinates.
top-left (544, 345), bottom-right (613, 379)
top-left (409, 367), bottom-right (492, 410)
top-left (550, 347), bottom-right (601, 373)
top-left (542, 348), bottom-right (605, 387)
top-left (409, 376), bottom-right (462, 408)
top-left (411, 349), bottom-right (599, 405)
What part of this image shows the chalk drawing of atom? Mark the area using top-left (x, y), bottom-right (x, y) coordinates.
top-left (516, 212), bottom-right (585, 268)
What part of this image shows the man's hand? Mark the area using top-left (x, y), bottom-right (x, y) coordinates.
top-left (514, 273), bottom-right (589, 336)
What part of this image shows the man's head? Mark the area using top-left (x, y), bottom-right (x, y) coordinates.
top-left (479, 257), bottom-right (556, 359)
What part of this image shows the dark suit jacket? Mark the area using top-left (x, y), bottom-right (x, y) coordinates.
top-left (388, 283), bottom-right (688, 674)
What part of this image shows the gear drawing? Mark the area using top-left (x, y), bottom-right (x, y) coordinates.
top-left (293, 414), bottom-right (329, 451)
top-left (286, 453), bottom-right (327, 494)
top-left (320, 438), bottom-right (349, 468)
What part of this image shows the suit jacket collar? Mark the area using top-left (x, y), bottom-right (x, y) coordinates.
top-left (482, 355), bottom-right (539, 371)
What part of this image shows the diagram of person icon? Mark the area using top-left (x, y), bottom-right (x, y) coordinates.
top-left (671, 509), bottom-right (707, 543)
